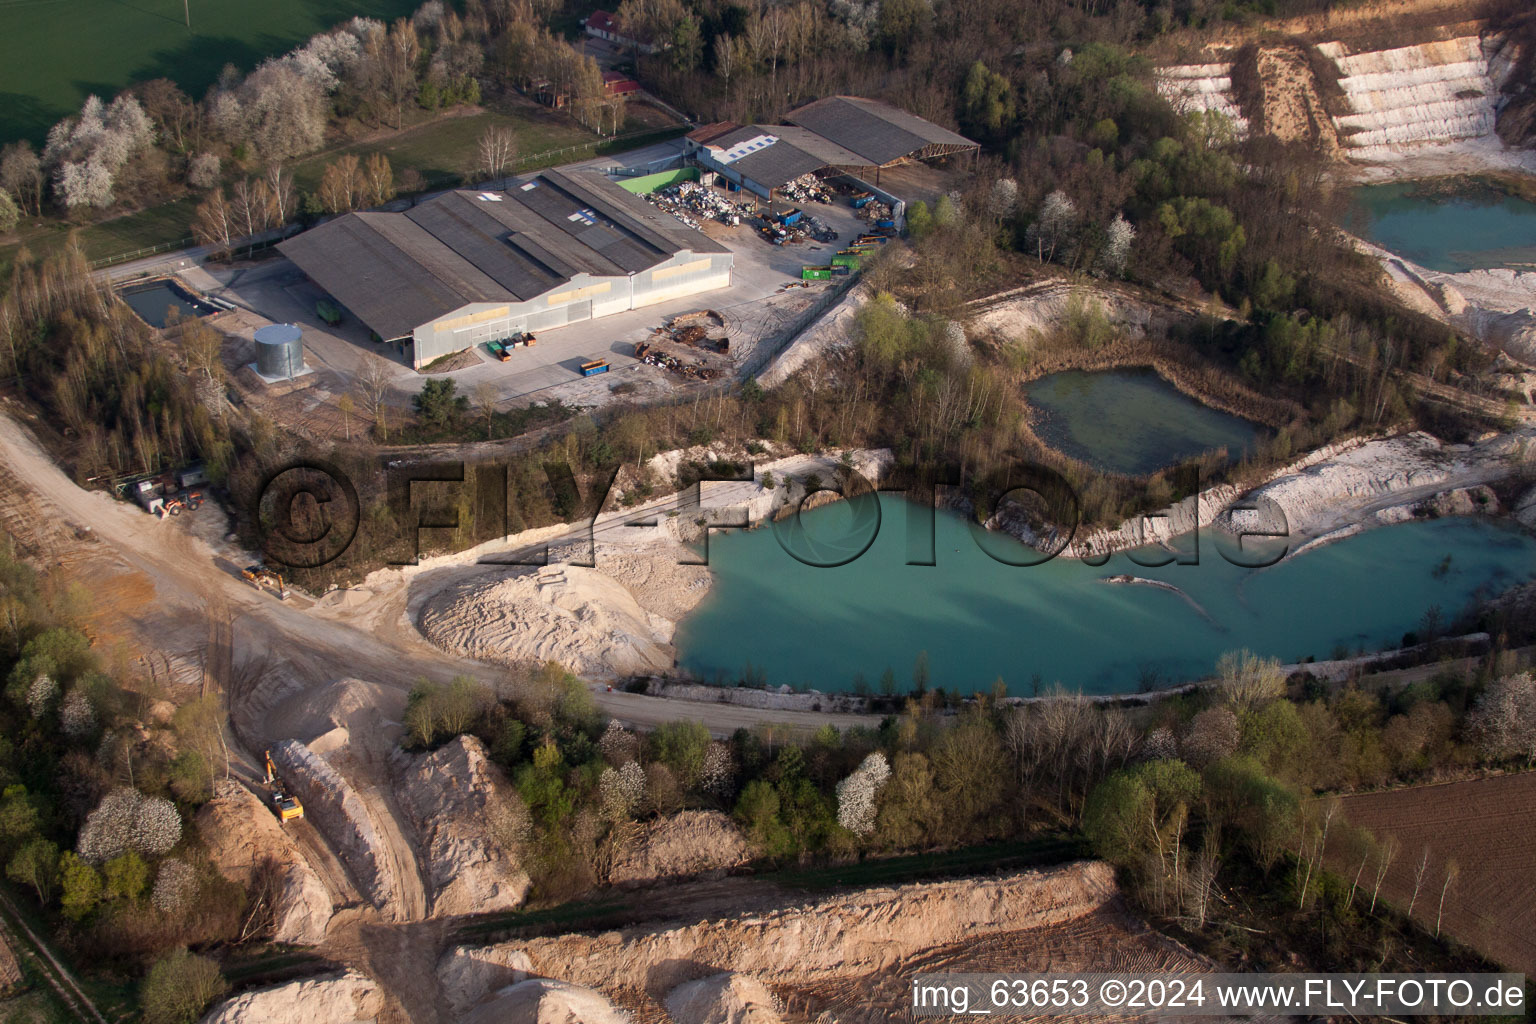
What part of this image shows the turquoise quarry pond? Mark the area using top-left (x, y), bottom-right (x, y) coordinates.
top-left (1347, 181), bottom-right (1536, 273)
top-left (674, 497), bottom-right (1536, 695)
top-left (1024, 368), bottom-right (1260, 476)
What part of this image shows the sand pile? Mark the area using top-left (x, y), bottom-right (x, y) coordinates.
top-left (441, 861), bottom-right (1116, 1009)
top-left (196, 782), bottom-right (332, 945)
top-left (418, 565), bottom-right (677, 677)
top-left (399, 735), bottom-right (531, 916)
top-left (269, 739), bottom-right (398, 912)
top-left (199, 970), bottom-right (382, 1024)
top-left (665, 973), bottom-right (782, 1024)
top-left (608, 810), bottom-right (750, 885)
top-left (1221, 430), bottom-right (1527, 538)
top-left (459, 979), bottom-right (633, 1024)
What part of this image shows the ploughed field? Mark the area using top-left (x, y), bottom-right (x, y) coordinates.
top-left (1334, 771), bottom-right (1536, 976)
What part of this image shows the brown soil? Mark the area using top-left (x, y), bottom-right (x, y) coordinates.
top-left (776, 904), bottom-right (1222, 1024)
top-left (1254, 45), bottom-right (1342, 154)
top-left (1333, 771), bottom-right (1536, 975)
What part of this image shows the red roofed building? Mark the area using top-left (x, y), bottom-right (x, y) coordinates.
top-left (584, 11), bottom-right (663, 54)
top-left (602, 70), bottom-right (642, 95)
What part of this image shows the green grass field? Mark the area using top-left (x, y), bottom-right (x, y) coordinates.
top-left (0, 0), bottom-right (422, 145)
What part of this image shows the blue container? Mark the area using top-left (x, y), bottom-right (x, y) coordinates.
top-left (852, 195), bottom-right (873, 209)
top-left (876, 219), bottom-right (895, 229)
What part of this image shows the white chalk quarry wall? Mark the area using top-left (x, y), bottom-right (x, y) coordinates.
top-left (1320, 35), bottom-right (1517, 158)
top-left (1155, 63), bottom-right (1249, 136)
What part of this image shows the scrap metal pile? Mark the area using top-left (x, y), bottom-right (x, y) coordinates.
top-left (857, 199), bottom-right (895, 223)
top-left (780, 174), bottom-right (833, 205)
top-left (756, 212), bottom-right (839, 246)
top-left (633, 309), bottom-right (728, 381)
top-left (643, 181), bottom-right (750, 229)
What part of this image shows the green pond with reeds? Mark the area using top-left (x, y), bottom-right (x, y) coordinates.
top-left (1023, 368), bottom-right (1261, 476)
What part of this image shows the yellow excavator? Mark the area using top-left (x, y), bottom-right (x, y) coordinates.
top-left (263, 749), bottom-right (305, 823)
top-left (242, 564), bottom-right (289, 601)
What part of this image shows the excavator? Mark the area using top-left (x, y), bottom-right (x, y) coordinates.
top-left (263, 750), bottom-right (305, 823)
top-left (241, 563), bottom-right (289, 600)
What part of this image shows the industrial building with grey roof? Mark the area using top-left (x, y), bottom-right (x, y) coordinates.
top-left (685, 95), bottom-right (978, 199)
top-left (279, 167), bottom-right (732, 368)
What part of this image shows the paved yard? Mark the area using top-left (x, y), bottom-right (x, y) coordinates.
top-left (189, 181), bottom-right (872, 414)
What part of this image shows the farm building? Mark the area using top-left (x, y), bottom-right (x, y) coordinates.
top-left (277, 169), bottom-right (732, 369)
top-left (684, 97), bottom-right (979, 201)
top-left (583, 11), bottom-right (662, 54)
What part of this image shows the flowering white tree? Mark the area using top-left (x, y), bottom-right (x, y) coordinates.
top-left (131, 795), bottom-right (182, 856)
top-left (700, 741), bottom-right (735, 799)
top-left (60, 690), bottom-right (96, 738)
top-left (599, 761), bottom-right (646, 819)
top-left (44, 94), bottom-right (155, 209)
top-left (599, 719), bottom-right (639, 765)
top-left (187, 153), bottom-right (221, 189)
top-left (78, 789), bottom-right (183, 863)
top-left (26, 673), bottom-right (58, 719)
top-left (988, 177), bottom-right (1018, 221)
top-left (1031, 190), bottom-right (1078, 263)
top-left (1096, 213), bottom-right (1135, 278)
top-left (940, 321), bottom-right (971, 369)
top-left (835, 752), bottom-right (891, 835)
top-left (1467, 672), bottom-right (1536, 763)
top-left (151, 858), bottom-right (198, 912)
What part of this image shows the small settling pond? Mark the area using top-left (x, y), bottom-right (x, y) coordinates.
top-left (118, 279), bottom-right (217, 329)
top-left (1024, 368), bottom-right (1260, 476)
top-left (1347, 181), bottom-right (1536, 273)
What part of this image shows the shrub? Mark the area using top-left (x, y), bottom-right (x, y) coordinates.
top-left (140, 948), bottom-right (227, 1024)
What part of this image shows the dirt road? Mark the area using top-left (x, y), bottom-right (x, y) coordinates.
top-left (0, 410), bottom-right (878, 740)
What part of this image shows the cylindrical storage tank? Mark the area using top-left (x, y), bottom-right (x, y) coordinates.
top-left (254, 323), bottom-right (305, 379)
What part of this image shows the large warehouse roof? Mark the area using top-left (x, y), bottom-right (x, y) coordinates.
top-left (785, 96), bottom-right (977, 166)
top-left (278, 169), bottom-right (726, 340)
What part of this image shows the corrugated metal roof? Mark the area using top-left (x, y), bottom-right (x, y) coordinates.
top-left (277, 169), bottom-right (727, 340)
top-left (702, 126), bottom-right (832, 189)
top-left (785, 96), bottom-right (977, 166)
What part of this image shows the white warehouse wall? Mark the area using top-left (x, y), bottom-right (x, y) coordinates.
top-left (408, 250), bottom-right (733, 368)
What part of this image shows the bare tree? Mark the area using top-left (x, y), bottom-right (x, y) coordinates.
top-left (264, 163), bottom-right (295, 225)
top-left (383, 19), bottom-right (422, 129)
top-left (1370, 834), bottom-right (1398, 914)
top-left (473, 380), bottom-right (499, 439)
top-left (191, 188), bottom-right (235, 256)
top-left (478, 124), bottom-right (517, 187)
top-left (1215, 649), bottom-right (1285, 715)
top-left (338, 394), bottom-right (354, 441)
top-left (1435, 857), bottom-right (1459, 938)
top-left (228, 178), bottom-right (272, 239)
top-left (1407, 844), bottom-right (1431, 918)
top-left (318, 154), bottom-right (363, 214)
top-left (356, 354), bottom-right (392, 440)
top-left (0, 142), bottom-right (43, 215)
top-left (362, 152), bottom-right (396, 206)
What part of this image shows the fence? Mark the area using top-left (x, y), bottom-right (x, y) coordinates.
top-left (89, 236), bottom-right (195, 270)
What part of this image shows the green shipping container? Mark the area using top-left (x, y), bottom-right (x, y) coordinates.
top-left (801, 266), bottom-right (832, 280)
top-left (830, 255), bottom-right (861, 268)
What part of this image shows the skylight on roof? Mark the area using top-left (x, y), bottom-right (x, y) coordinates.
top-left (478, 192), bottom-right (503, 202)
top-left (520, 182), bottom-right (538, 191)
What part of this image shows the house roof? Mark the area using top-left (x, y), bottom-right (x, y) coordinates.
top-left (585, 10), bottom-right (617, 32)
top-left (278, 169), bottom-right (725, 340)
top-left (784, 96), bottom-right (977, 166)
